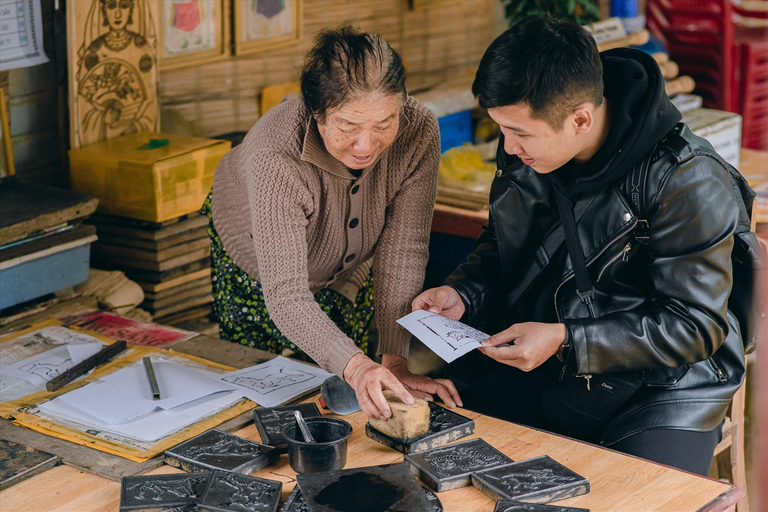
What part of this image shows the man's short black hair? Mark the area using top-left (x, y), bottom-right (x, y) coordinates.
top-left (472, 15), bottom-right (603, 130)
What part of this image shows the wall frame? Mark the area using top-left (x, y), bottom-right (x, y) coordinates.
top-left (233, 0), bottom-right (302, 56)
top-left (160, 0), bottom-right (230, 70)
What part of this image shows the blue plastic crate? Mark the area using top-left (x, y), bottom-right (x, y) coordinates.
top-left (0, 237), bottom-right (94, 310)
top-left (438, 110), bottom-right (473, 153)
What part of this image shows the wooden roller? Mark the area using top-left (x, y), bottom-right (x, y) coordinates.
top-left (597, 29), bottom-right (650, 52)
top-left (665, 76), bottom-right (696, 97)
top-left (652, 52), bottom-right (670, 64)
top-left (659, 60), bottom-right (680, 79)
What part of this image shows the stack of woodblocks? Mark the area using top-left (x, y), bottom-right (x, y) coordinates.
top-left (88, 213), bottom-right (212, 325)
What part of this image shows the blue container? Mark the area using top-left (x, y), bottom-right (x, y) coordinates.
top-left (438, 110), bottom-right (473, 153)
top-left (0, 239), bottom-right (93, 310)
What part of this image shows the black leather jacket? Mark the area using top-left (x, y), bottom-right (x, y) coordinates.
top-left (444, 124), bottom-right (746, 445)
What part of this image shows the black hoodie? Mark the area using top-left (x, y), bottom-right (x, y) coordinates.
top-left (523, 48), bottom-right (683, 325)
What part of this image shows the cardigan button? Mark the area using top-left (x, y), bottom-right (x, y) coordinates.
top-left (349, 218), bottom-right (359, 229)
top-left (351, 185), bottom-right (360, 195)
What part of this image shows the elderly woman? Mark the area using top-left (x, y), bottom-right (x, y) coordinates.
top-left (202, 26), bottom-right (460, 419)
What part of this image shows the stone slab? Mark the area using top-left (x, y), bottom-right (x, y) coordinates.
top-left (365, 402), bottom-right (475, 453)
top-left (0, 439), bottom-right (58, 491)
top-left (472, 456), bottom-right (589, 504)
top-left (165, 429), bottom-right (277, 474)
top-left (199, 470), bottom-right (282, 512)
top-left (404, 437), bottom-right (512, 492)
top-left (120, 472), bottom-right (211, 511)
top-left (296, 462), bottom-right (432, 511)
top-left (493, 501), bottom-right (590, 512)
top-left (253, 404), bottom-right (321, 451)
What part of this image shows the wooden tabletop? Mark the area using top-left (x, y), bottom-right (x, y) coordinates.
top-left (433, 148), bottom-right (768, 239)
top-left (0, 393), bottom-right (741, 512)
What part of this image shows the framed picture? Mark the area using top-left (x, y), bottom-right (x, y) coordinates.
top-left (66, 0), bottom-right (160, 148)
top-left (234, 0), bottom-right (302, 55)
top-left (0, 88), bottom-right (14, 179)
top-left (160, 0), bottom-right (230, 70)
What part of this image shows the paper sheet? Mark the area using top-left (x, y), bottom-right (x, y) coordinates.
top-left (57, 359), bottom-right (235, 424)
top-left (397, 310), bottom-right (491, 363)
top-left (220, 356), bottom-right (333, 407)
top-left (0, 343), bottom-right (103, 390)
top-left (0, 0), bottom-right (49, 71)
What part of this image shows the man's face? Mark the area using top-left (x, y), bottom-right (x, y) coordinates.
top-left (488, 103), bottom-right (582, 174)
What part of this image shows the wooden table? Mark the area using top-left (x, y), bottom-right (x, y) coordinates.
top-left (432, 148), bottom-right (768, 239)
top-left (0, 393), bottom-right (742, 512)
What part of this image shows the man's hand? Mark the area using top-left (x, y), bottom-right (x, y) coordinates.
top-left (412, 286), bottom-right (465, 320)
top-left (342, 353), bottom-right (414, 420)
top-left (479, 322), bottom-right (567, 371)
top-left (382, 355), bottom-right (463, 408)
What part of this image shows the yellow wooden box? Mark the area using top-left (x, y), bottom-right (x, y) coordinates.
top-left (69, 132), bottom-right (231, 222)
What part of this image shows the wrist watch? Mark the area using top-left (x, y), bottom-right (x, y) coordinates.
top-left (556, 339), bottom-right (571, 363)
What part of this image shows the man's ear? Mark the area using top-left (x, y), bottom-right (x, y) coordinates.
top-left (571, 103), bottom-right (594, 134)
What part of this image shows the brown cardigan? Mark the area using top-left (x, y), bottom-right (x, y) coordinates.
top-left (211, 95), bottom-right (440, 376)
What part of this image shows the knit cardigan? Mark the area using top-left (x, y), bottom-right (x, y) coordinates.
top-left (211, 95), bottom-right (440, 377)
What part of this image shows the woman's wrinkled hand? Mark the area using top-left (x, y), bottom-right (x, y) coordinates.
top-left (342, 353), bottom-right (415, 420)
top-left (382, 355), bottom-right (463, 408)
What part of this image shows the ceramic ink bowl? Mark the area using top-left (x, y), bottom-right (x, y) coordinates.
top-left (282, 417), bottom-right (353, 474)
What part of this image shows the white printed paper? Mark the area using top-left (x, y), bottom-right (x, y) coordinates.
top-left (220, 356), bottom-right (333, 407)
top-left (397, 310), bottom-right (490, 363)
top-left (0, 342), bottom-right (103, 389)
top-left (0, 0), bottom-right (49, 71)
top-left (57, 359), bottom-right (235, 424)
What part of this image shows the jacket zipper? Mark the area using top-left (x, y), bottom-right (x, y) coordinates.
top-left (554, 219), bottom-right (638, 390)
top-left (707, 357), bottom-right (728, 383)
top-left (596, 241), bottom-right (632, 283)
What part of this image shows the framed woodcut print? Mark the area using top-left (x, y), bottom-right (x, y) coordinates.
top-left (66, 0), bottom-right (161, 148)
top-left (234, 0), bottom-right (302, 55)
top-left (160, 0), bottom-right (230, 70)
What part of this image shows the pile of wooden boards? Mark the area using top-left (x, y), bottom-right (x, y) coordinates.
top-left (87, 213), bottom-right (213, 325)
top-left (0, 181), bottom-right (98, 311)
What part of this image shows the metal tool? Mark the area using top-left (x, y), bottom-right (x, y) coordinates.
top-left (319, 375), bottom-right (360, 415)
top-left (45, 340), bottom-right (127, 392)
top-left (293, 410), bottom-right (316, 443)
top-left (143, 356), bottom-right (161, 400)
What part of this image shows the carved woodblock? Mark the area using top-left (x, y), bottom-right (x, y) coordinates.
top-left (472, 456), bottom-right (590, 504)
top-left (279, 486), bottom-right (308, 512)
top-left (494, 501), bottom-right (590, 512)
top-left (296, 463), bottom-right (432, 512)
top-left (67, 0), bottom-right (160, 148)
top-left (120, 472), bottom-right (211, 511)
top-left (199, 470), bottom-right (282, 512)
top-left (403, 438), bottom-right (512, 492)
top-left (366, 402), bottom-right (475, 453)
top-left (253, 403), bottom-right (321, 451)
top-left (165, 429), bottom-right (278, 474)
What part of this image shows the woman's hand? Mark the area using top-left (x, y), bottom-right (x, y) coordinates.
top-left (342, 353), bottom-right (415, 420)
top-left (411, 286), bottom-right (465, 320)
top-left (382, 355), bottom-right (463, 408)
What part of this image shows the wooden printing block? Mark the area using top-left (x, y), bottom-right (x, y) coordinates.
top-left (120, 472), bottom-right (211, 511)
top-left (494, 501), bottom-right (590, 512)
top-left (281, 481), bottom-right (443, 512)
top-left (365, 402), bottom-right (475, 453)
top-left (296, 462), bottom-right (432, 512)
top-left (199, 470), bottom-right (282, 512)
top-left (472, 456), bottom-right (589, 504)
top-left (165, 429), bottom-right (278, 474)
top-left (253, 403), bottom-right (321, 451)
top-left (403, 438), bottom-right (513, 492)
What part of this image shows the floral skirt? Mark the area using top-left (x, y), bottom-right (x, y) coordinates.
top-left (201, 194), bottom-right (374, 358)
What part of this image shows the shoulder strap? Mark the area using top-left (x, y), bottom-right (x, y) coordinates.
top-left (505, 191), bottom-right (598, 309)
top-left (628, 146), bottom-right (655, 245)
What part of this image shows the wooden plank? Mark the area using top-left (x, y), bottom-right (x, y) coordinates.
top-left (99, 258), bottom-right (210, 284)
top-left (95, 228), bottom-right (208, 252)
top-left (142, 277), bottom-right (211, 301)
top-left (153, 304), bottom-right (213, 325)
top-left (135, 268), bottom-right (211, 293)
top-left (142, 283), bottom-right (212, 309)
top-left (92, 246), bottom-right (210, 272)
top-left (91, 238), bottom-right (210, 264)
top-left (0, 225), bottom-right (96, 263)
top-left (88, 214), bottom-right (209, 242)
top-left (143, 293), bottom-right (212, 317)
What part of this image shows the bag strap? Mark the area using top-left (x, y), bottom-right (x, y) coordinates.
top-left (505, 191), bottom-right (598, 309)
top-left (628, 146), bottom-right (654, 245)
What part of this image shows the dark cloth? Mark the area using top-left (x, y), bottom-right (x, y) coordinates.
top-left (444, 49), bottom-right (746, 448)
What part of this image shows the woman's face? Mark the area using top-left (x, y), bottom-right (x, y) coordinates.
top-left (316, 93), bottom-right (401, 170)
top-left (103, 0), bottom-right (133, 31)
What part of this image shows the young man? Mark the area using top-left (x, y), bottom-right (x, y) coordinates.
top-left (413, 15), bottom-right (747, 475)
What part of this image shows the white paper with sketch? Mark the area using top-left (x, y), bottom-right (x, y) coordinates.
top-left (220, 356), bottom-right (333, 407)
top-left (0, 343), bottom-right (103, 390)
top-left (56, 359), bottom-right (235, 424)
top-left (397, 310), bottom-right (491, 363)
